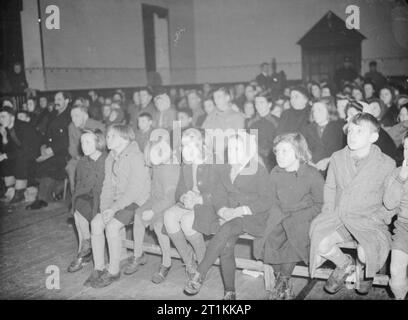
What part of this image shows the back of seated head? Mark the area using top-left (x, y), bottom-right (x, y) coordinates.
top-left (138, 112), bottom-right (153, 121)
top-left (350, 112), bottom-right (380, 133)
top-left (369, 60), bottom-right (377, 67)
top-left (0, 106), bottom-right (16, 116)
top-left (178, 107), bottom-right (193, 118)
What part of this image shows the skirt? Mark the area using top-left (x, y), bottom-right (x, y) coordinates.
top-left (114, 203), bottom-right (139, 226)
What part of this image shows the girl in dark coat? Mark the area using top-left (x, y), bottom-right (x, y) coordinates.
top-left (184, 132), bottom-right (274, 300)
top-left (68, 129), bottom-right (107, 273)
top-left (303, 98), bottom-right (346, 173)
top-left (254, 133), bottom-right (324, 300)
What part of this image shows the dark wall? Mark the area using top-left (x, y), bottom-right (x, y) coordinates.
top-left (0, 0), bottom-right (23, 72)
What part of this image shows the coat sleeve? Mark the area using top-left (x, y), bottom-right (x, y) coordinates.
top-left (151, 166), bottom-right (179, 215)
top-left (211, 166), bottom-right (229, 213)
top-left (265, 171), bottom-right (285, 227)
top-left (110, 153), bottom-right (151, 212)
top-left (309, 168), bottom-right (325, 218)
top-left (100, 157), bottom-right (114, 212)
top-left (322, 159), bottom-right (337, 215)
top-left (245, 166), bottom-right (274, 215)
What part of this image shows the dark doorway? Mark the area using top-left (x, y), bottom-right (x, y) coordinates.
top-left (142, 3), bottom-right (169, 86)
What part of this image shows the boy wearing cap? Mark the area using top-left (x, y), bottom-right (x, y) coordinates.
top-left (309, 113), bottom-right (395, 295)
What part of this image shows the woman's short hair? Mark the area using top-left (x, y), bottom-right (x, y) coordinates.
top-left (81, 129), bottom-right (106, 151)
top-left (107, 124), bottom-right (135, 141)
top-left (273, 132), bottom-right (312, 163)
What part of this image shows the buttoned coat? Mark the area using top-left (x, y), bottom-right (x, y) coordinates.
top-left (309, 145), bottom-right (396, 278)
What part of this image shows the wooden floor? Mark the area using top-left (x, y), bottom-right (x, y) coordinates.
top-left (0, 200), bottom-right (392, 300)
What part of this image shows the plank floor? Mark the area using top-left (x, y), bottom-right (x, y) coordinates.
top-left (0, 201), bottom-right (392, 300)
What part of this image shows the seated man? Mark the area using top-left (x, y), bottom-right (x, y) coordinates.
top-left (66, 104), bottom-right (105, 195)
top-left (309, 113), bottom-right (396, 295)
top-left (27, 91), bottom-right (72, 210)
top-left (0, 106), bottom-right (41, 203)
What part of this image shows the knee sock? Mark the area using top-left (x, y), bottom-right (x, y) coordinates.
top-left (154, 225), bottom-right (172, 268)
top-left (106, 231), bottom-right (123, 275)
top-left (321, 245), bottom-right (349, 268)
top-left (133, 217), bottom-right (145, 258)
top-left (390, 278), bottom-right (408, 300)
top-left (91, 233), bottom-right (106, 271)
top-left (219, 235), bottom-right (239, 292)
top-left (186, 232), bottom-right (206, 264)
top-left (168, 230), bottom-right (193, 266)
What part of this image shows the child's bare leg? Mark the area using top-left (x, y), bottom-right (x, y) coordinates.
top-left (153, 222), bottom-right (172, 268)
top-left (132, 215), bottom-right (145, 259)
top-left (390, 249), bottom-right (408, 299)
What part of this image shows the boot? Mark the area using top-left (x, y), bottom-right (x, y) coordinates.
top-left (324, 254), bottom-right (355, 294)
top-left (9, 189), bottom-right (25, 205)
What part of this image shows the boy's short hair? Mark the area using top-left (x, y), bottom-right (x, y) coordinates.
top-left (178, 108), bottom-right (193, 118)
top-left (255, 92), bottom-right (273, 103)
top-left (0, 106), bottom-right (16, 116)
top-left (273, 132), bottom-right (312, 163)
top-left (82, 128), bottom-right (107, 151)
top-left (138, 112), bottom-right (153, 121)
top-left (107, 124), bottom-right (136, 141)
top-left (214, 86), bottom-right (230, 97)
top-left (350, 112), bottom-right (380, 133)
top-left (71, 103), bottom-right (88, 114)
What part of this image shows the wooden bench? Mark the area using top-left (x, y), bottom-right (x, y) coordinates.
top-left (121, 232), bottom-right (390, 296)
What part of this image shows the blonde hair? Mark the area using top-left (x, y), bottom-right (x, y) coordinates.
top-left (107, 124), bottom-right (135, 141)
top-left (273, 132), bottom-right (312, 163)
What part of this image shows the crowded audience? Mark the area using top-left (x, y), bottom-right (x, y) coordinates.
top-left (1, 58), bottom-right (408, 301)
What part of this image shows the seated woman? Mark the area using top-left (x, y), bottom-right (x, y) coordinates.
top-left (384, 132), bottom-right (408, 300)
top-left (254, 133), bottom-right (324, 300)
top-left (164, 128), bottom-right (220, 281)
top-left (303, 97), bottom-right (346, 173)
top-left (67, 129), bottom-right (107, 273)
top-left (184, 132), bottom-right (274, 300)
top-left (85, 124), bottom-right (151, 288)
top-left (123, 135), bottom-right (180, 284)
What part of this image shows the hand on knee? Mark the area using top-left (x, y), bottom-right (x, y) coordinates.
top-left (163, 208), bottom-right (180, 234)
